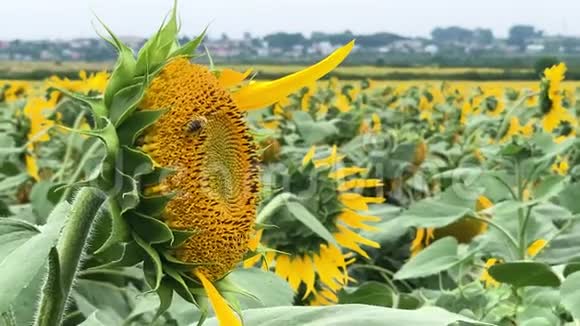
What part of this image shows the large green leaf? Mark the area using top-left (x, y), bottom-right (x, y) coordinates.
top-left (401, 185), bottom-right (480, 228)
top-left (394, 237), bottom-right (461, 280)
top-left (561, 271), bottom-right (580, 319)
top-left (223, 268), bottom-right (294, 309)
top-left (338, 281), bottom-right (395, 307)
top-left (0, 201), bottom-right (70, 313)
top-left (285, 201), bottom-right (338, 247)
top-left (203, 305), bottom-right (485, 326)
top-left (488, 262), bottom-right (561, 288)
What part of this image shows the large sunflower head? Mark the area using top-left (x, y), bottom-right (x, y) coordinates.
top-left (56, 4), bottom-right (354, 325)
top-left (252, 145), bottom-right (383, 305)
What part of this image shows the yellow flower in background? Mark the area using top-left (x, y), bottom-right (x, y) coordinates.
top-left (527, 239), bottom-right (547, 257)
top-left (334, 93), bottom-right (351, 112)
top-left (460, 101), bottom-right (472, 125)
top-left (251, 145), bottom-right (383, 305)
top-left (541, 63), bottom-right (576, 132)
top-left (481, 258), bottom-right (500, 288)
top-left (23, 92), bottom-right (59, 180)
top-left (552, 156), bottom-right (569, 175)
top-left (1, 80), bottom-right (32, 102)
top-left (501, 117), bottom-right (534, 142)
top-left (47, 70), bottom-right (109, 94)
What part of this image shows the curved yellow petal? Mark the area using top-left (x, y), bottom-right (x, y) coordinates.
top-left (195, 271), bottom-right (241, 326)
top-left (233, 41), bottom-right (355, 111)
top-left (338, 210), bottom-right (379, 231)
top-left (287, 256), bottom-right (303, 292)
top-left (303, 146), bottom-right (317, 166)
top-left (527, 239), bottom-right (547, 257)
top-left (274, 254), bottom-right (291, 280)
top-left (337, 178), bottom-right (383, 192)
top-left (328, 167), bottom-right (368, 179)
top-left (339, 193), bottom-right (384, 211)
top-left (218, 68), bottom-right (253, 88)
top-left (300, 255), bottom-right (316, 299)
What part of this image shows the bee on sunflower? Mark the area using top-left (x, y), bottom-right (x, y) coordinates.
top-left (35, 4), bottom-right (354, 326)
top-left (247, 145), bottom-right (383, 305)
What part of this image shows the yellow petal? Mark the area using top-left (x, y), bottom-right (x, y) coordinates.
top-left (300, 255), bottom-right (316, 299)
top-left (328, 167), bottom-right (368, 179)
top-left (334, 226), bottom-right (380, 259)
top-left (372, 113), bottom-right (381, 133)
top-left (287, 256), bottom-right (303, 292)
top-left (195, 271), bottom-right (241, 326)
top-left (233, 41), bottom-right (355, 111)
top-left (302, 146), bottom-right (317, 166)
top-left (338, 210), bottom-right (380, 231)
top-left (218, 68), bottom-right (253, 88)
top-left (339, 193), bottom-right (384, 211)
top-left (275, 254), bottom-right (291, 280)
top-left (337, 178), bottom-right (383, 192)
top-left (480, 258), bottom-right (500, 288)
top-left (26, 155), bottom-right (39, 181)
top-left (527, 239), bottom-right (548, 257)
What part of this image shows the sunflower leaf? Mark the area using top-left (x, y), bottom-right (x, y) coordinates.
top-left (126, 211), bottom-right (173, 245)
top-left (285, 201), bottom-right (339, 247)
top-left (117, 109), bottom-right (166, 146)
top-left (394, 237), bottom-right (461, 280)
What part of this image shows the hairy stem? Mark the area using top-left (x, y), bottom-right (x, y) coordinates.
top-left (35, 187), bottom-right (105, 326)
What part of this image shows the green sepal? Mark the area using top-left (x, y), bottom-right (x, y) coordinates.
top-left (170, 28), bottom-right (207, 59)
top-left (93, 198), bottom-right (130, 254)
top-left (126, 211), bottom-right (173, 244)
top-left (163, 265), bottom-right (196, 303)
top-left (117, 109), bottom-right (166, 146)
top-left (86, 241), bottom-right (144, 270)
top-left (141, 167), bottom-right (175, 187)
top-left (138, 192), bottom-right (176, 217)
top-left (113, 168), bottom-right (140, 214)
top-left (135, 4), bottom-right (179, 76)
top-left (120, 146), bottom-right (155, 178)
top-left (96, 17), bottom-right (138, 109)
top-left (171, 229), bottom-right (198, 248)
top-left (154, 277), bottom-right (174, 320)
top-left (49, 87), bottom-right (107, 118)
top-left (109, 80), bottom-right (149, 127)
top-left (217, 273), bottom-right (260, 304)
top-left (161, 252), bottom-right (214, 271)
top-left (135, 232), bottom-right (163, 291)
top-left (254, 222), bottom-right (279, 231)
top-left (59, 117), bottom-right (119, 167)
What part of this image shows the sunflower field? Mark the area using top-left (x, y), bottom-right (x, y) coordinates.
top-left (2, 4), bottom-right (580, 326)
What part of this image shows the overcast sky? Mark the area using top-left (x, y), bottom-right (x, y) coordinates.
top-left (3, 0), bottom-right (580, 40)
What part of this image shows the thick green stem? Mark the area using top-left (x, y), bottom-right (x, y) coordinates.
top-left (35, 187), bottom-right (105, 326)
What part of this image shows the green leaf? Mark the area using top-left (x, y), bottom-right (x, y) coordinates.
top-left (0, 201), bottom-right (70, 313)
top-left (134, 233), bottom-right (163, 291)
top-left (120, 146), bottom-right (154, 178)
top-left (402, 184), bottom-right (482, 228)
top-left (338, 281), bottom-right (394, 307)
top-left (395, 237), bottom-right (461, 280)
top-left (564, 262), bottom-right (580, 277)
top-left (203, 305), bottom-right (485, 326)
top-left (138, 192), bottom-right (175, 217)
top-left (558, 182), bottom-right (580, 214)
top-left (285, 201), bottom-right (338, 247)
top-left (532, 175), bottom-right (567, 203)
top-left (93, 199), bottom-right (130, 255)
top-left (561, 271), bottom-right (580, 319)
top-left (0, 174), bottom-right (28, 193)
top-left (222, 268), bottom-right (294, 309)
top-left (488, 261), bottom-right (561, 287)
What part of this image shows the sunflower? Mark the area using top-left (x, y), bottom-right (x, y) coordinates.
top-left (47, 70), bottom-right (109, 95)
top-left (138, 42), bottom-right (354, 323)
top-left (411, 195), bottom-right (492, 256)
top-left (501, 117), bottom-right (534, 142)
top-left (1, 80), bottom-right (32, 102)
top-left (22, 92), bottom-right (59, 180)
top-left (540, 63), bottom-right (576, 133)
top-left (248, 145), bottom-right (383, 305)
